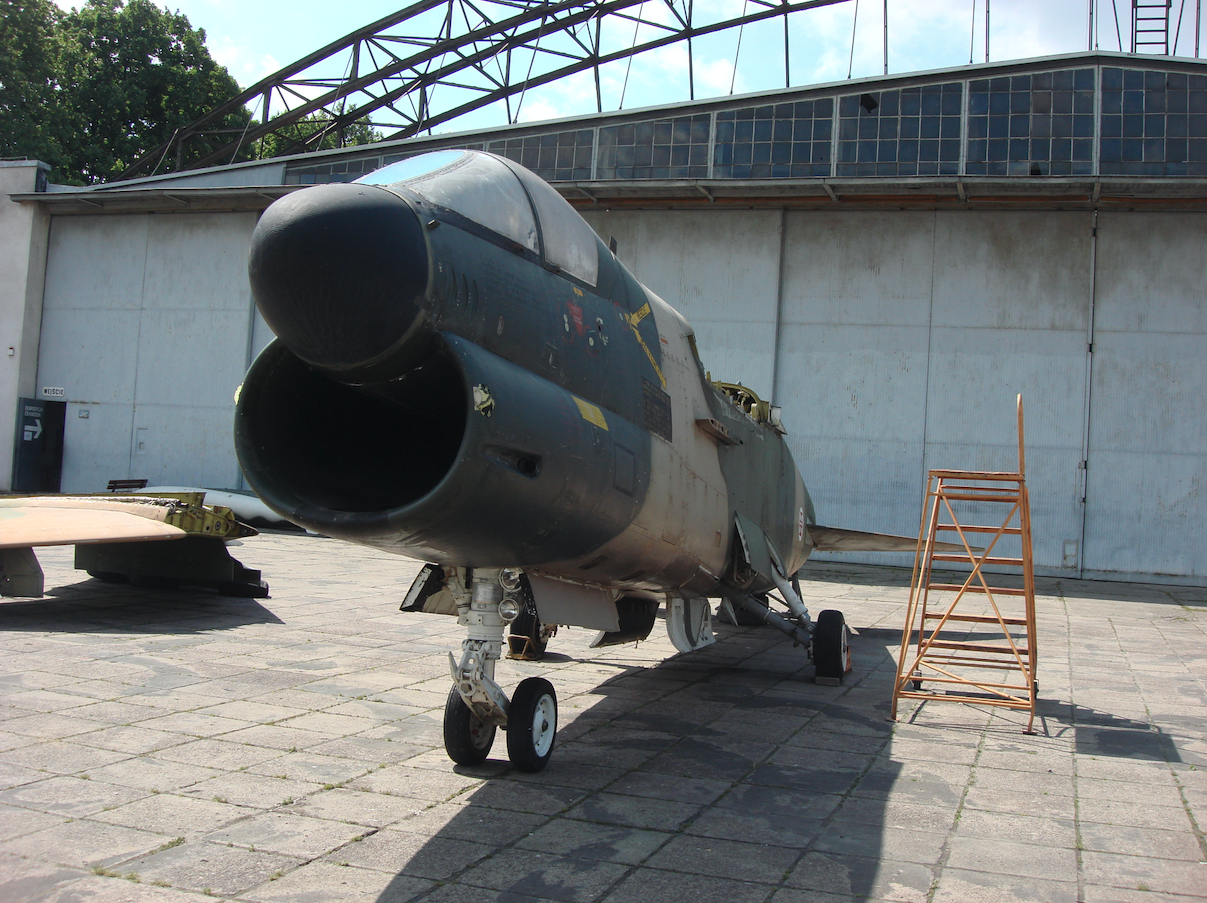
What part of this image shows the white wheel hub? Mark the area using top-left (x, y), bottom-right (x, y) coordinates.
top-left (531, 694), bottom-right (556, 756)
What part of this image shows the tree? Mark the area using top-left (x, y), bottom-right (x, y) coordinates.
top-left (1, 1), bottom-right (380, 185)
top-left (0, 0), bottom-right (66, 168)
top-left (54, 0), bottom-right (251, 184)
top-left (253, 112), bottom-right (384, 161)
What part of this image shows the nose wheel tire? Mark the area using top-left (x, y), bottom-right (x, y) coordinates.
top-left (506, 677), bottom-right (558, 772)
top-left (443, 686), bottom-right (496, 765)
top-left (813, 609), bottom-right (851, 684)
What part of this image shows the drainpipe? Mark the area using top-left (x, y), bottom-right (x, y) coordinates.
top-left (1076, 209), bottom-right (1099, 578)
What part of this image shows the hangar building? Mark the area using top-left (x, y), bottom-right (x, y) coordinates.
top-left (3, 52), bottom-right (1205, 584)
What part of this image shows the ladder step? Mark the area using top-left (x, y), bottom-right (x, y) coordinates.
top-left (923, 613), bottom-right (1028, 625)
top-left (930, 554), bottom-right (1024, 565)
top-left (927, 583), bottom-right (1028, 596)
top-left (926, 639), bottom-right (1031, 655)
top-left (896, 691), bottom-right (1033, 709)
top-left (935, 524), bottom-right (1022, 535)
top-left (933, 492), bottom-right (1022, 503)
top-left (928, 470), bottom-right (1023, 480)
top-left (900, 675), bottom-right (1031, 691)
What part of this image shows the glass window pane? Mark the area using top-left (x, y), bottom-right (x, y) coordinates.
top-left (365, 150), bottom-right (539, 252)
top-left (503, 159), bottom-right (599, 286)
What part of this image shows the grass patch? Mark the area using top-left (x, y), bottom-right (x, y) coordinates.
top-left (92, 867), bottom-right (139, 882)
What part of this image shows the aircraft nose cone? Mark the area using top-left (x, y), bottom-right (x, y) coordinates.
top-left (249, 183), bottom-right (428, 374)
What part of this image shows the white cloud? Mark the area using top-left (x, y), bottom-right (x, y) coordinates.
top-left (516, 96), bottom-right (570, 123)
top-left (210, 35), bottom-right (282, 88)
top-left (696, 57), bottom-right (741, 96)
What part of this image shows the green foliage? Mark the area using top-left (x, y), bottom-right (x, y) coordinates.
top-left (1, 0), bottom-right (250, 184)
top-left (254, 112), bottom-right (383, 160)
top-left (2, 0), bottom-right (384, 185)
top-left (56, 0), bottom-right (250, 183)
top-left (0, 0), bottom-right (66, 167)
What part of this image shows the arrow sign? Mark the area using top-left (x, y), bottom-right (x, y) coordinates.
top-left (23, 419), bottom-right (42, 441)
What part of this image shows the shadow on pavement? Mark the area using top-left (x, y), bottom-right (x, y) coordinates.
top-left (0, 579), bottom-right (283, 633)
top-left (368, 621), bottom-right (898, 902)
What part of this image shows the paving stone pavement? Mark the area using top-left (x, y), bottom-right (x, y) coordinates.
top-left (0, 532), bottom-right (1203, 903)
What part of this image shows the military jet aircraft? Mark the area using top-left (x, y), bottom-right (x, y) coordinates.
top-left (235, 149), bottom-right (919, 772)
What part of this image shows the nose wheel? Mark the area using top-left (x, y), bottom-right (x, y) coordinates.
top-left (443, 686), bottom-right (497, 766)
top-left (441, 677), bottom-right (558, 772)
top-left (506, 677), bottom-right (558, 773)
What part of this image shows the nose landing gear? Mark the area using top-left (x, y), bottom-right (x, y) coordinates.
top-left (441, 568), bottom-right (559, 772)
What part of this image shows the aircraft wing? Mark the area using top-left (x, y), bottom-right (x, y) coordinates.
top-left (809, 525), bottom-right (975, 555)
top-left (0, 497), bottom-right (188, 549)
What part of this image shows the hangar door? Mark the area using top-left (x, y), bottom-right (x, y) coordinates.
top-left (35, 211), bottom-right (265, 494)
top-left (587, 207), bottom-right (1205, 583)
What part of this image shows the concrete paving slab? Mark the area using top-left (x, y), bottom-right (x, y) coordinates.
top-left (120, 840), bottom-right (300, 896)
top-left (0, 537), bottom-right (1201, 903)
top-left (242, 861), bottom-right (433, 903)
top-left (515, 817), bottom-right (671, 865)
top-left (17, 819), bottom-right (177, 871)
top-left (456, 848), bottom-right (631, 902)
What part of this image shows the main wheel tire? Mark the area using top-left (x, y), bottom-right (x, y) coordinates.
top-left (443, 686), bottom-right (496, 766)
top-left (506, 677), bottom-right (557, 773)
top-left (813, 609), bottom-right (850, 683)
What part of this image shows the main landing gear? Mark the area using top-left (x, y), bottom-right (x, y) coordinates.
top-left (443, 567), bottom-right (557, 772)
top-left (723, 573), bottom-right (851, 686)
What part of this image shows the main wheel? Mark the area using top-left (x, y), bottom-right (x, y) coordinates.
top-left (506, 677), bottom-right (557, 773)
top-left (813, 609), bottom-right (850, 683)
top-left (507, 608), bottom-right (551, 660)
top-left (443, 686), bottom-right (496, 766)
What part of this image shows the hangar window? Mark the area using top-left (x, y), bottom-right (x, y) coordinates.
top-left (598, 114), bottom-right (711, 179)
top-left (1099, 68), bottom-right (1207, 176)
top-left (357, 150), bottom-right (539, 253)
top-left (965, 69), bottom-right (1095, 176)
top-left (714, 101), bottom-right (831, 179)
top-left (835, 83), bottom-right (963, 177)
top-left (487, 129), bottom-right (594, 181)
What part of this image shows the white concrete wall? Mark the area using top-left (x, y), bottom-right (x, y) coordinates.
top-left (1086, 213), bottom-right (1207, 580)
top-left (37, 211), bottom-right (259, 492)
top-left (588, 205), bottom-right (1203, 582)
top-left (0, 162), bottom-right (51, 490)
top-left (776, 210), bottom-right (937, 562)
top-left (30, 201), bottom-right (1206, 582)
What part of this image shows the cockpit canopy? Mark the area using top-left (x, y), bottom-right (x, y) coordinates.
top-left (357, 149), bottom-right (600, 287)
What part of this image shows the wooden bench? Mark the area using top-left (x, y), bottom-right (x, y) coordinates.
top-left (106, 478), bottom-right (148, 492)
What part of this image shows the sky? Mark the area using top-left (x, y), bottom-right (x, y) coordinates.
top-left (50, 0), bottom-right (1207, 131)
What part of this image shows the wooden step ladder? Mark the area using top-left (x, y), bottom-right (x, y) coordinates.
top-left (891, 395), bottom-right (1038, 733)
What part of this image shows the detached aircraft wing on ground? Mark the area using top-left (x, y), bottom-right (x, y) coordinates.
top-left (235, 148), bottom-right (949, 772)
top-left (0, 494), bottom-right (267, 598)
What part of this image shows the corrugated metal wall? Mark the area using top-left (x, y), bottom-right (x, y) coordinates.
top-left (36, 206), bottom-right (1205, 583)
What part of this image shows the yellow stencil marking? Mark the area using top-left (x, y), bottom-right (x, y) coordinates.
top-left (625, 302), bottom-right (666, 389)
top-left (574, 397), bottom-right (609, 431)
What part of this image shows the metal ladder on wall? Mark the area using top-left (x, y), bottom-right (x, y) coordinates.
top-left (891, 395), bottom-right (1038, 733)
top-left (1132, 0), bottom-right (1172, 55)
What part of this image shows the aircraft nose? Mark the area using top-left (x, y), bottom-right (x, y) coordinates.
top-left (249, 183), bottom-right (429, 374)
